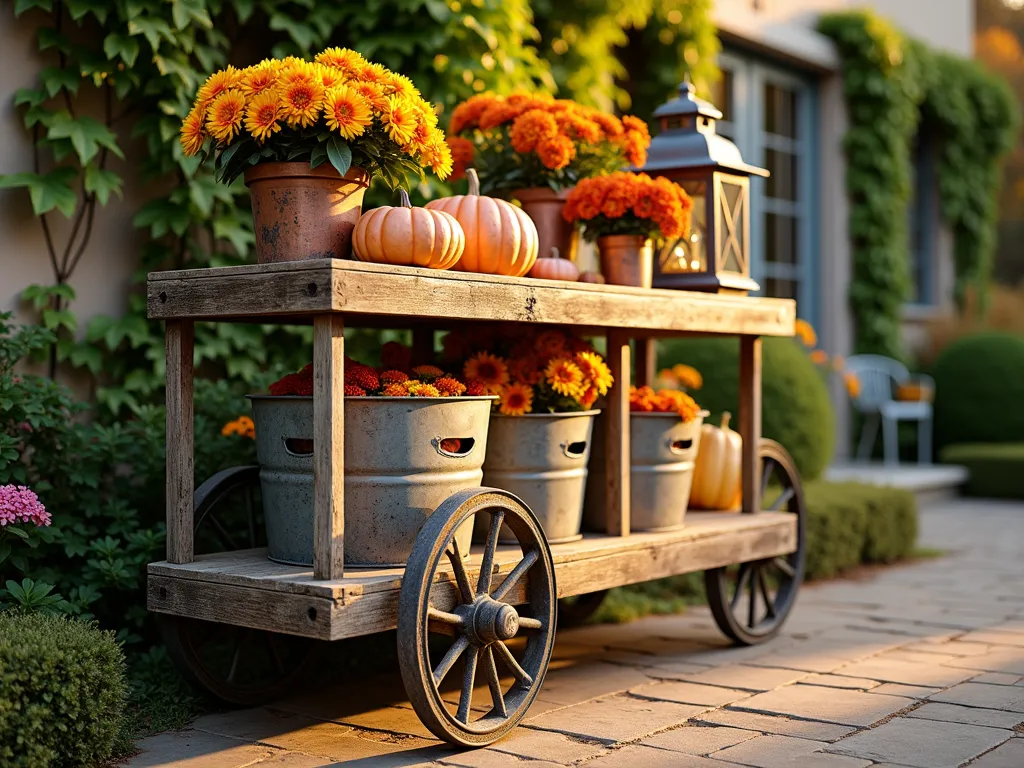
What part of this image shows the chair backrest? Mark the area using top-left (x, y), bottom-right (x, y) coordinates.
top-left (844, 354), bottom-right (910, 411)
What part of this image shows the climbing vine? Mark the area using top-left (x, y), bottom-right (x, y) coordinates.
top-left (820, 10), bottom-right (1019, 357)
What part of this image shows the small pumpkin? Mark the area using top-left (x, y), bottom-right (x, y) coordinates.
top-left (529, 247), bottom-right (581, 282)
top-left (690, 412), bottom-right (742, 510)
top-left (578, 272), bottom-right (605, 284)
top-left (425, 169), bottom-right (538, 276)
top-left (353, 189), bottom-right (464, 269)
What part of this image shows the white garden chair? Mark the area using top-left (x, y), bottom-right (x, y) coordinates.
top-left (845, 355), bottom-right (934, 466)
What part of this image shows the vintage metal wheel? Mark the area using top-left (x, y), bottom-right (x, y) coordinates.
top-left (398, 488), bottom-right (557, 747)
top-left (557, 590), bottom-right (608, 628)
top-left (704, 439), bottom-right (806, 646)
top-left (160, 465), bottom-right (324, 707)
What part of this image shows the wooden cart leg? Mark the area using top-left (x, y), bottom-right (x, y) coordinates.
top-left (606, 330), bottom-right (631, 536)
top-left (740, 335), bottom-right (762, 515)
top-left (635, 337), bottom-right (656, 387)
top-left (313, 314), bottom-right (345, 579)
top-left (166, 319), bottom-right (195, 564)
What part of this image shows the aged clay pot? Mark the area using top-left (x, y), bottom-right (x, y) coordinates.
top-left (513, 187), bottom-right (579, 262)
top-left (597, 234), bottom-right (654, 288)
top-left (245, 162), bottom-right (370, 263)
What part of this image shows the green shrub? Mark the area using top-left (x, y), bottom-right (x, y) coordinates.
top-left (658, 336), bottom-right (835, 480)
top-left (941, 443), bottom-right (1024, 499)
top-left (0, 613), bottom-right (127, 767)
top-left (932, 332), bottom-right (1024, 455)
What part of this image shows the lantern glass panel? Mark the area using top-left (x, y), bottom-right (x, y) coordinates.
top-left (658, 180), bottom-right (706, 274)
top-left (719, 177), bottom-right (745, 274)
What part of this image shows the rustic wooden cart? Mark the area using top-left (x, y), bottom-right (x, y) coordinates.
top-left (146, 259), bottom-right (804, 746)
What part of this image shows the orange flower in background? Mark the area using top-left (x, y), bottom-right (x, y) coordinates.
top-left (671, 364), bottom-right (703, 391)
top-left (464, 351), bottom-right (510, 393)
top-left (794, 319), bottom-right (817, 348)
top-left (544, 357), bottom-right (585, 398)
top-left (810, 349), bottom-right (829, 365)
top-left (380, 369), bottom-right (410, 385)
top-left (510, 109), bottom-right (559, 153)
top-left (180, 107), bottom-right (206, 156)
top-left (536, 133), bottom-right (575, 170)
top-left (244, 91), bottom-right (284, 143)
top-left (412, 364), bottom-right (445, 381)
top-left (383, 383), bottom-right (410, 397)
top-left (564, 172), bottom-right (691, 242)
top-left (447, 136), bottom-right (475, 181)
top-left (435, 376), bottom-right (468, 397)
top-left (449, 93), bottom-right (496, 134)
top-left (844, 371), bottom-right (862, 398)
top-left (499, 383), bottom-right (534, 416)
top-left (206, 90), bottom-right (246, 143)
top-left (478, 101), bottom-right (519, 131)
top-left (629, 387), bottom-right (702, 421)
top-left (324, 85), bottom-right (372, 139)
top-left (534, 329), bottom-right (567, 359)
top-left (221, 416), bottom-right (255, 439)
top-left (831, 355), bottom-right (846, 372)
top-left (621, 115), bottom-right (651, 167)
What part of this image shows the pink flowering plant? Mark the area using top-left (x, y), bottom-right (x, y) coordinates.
top-left (0, 484), bottom-right (67, 614)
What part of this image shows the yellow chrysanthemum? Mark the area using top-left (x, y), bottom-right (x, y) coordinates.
top-left (241, 62), bottom-right (279, 97)
top-left (205, 90), bottom-right (247, 144)
top-left (279, 60), bottom-right (319, 87)
top-left (316, 62), bottom-right (346, 90)
top-left (404, 381), bottom-right (441, 397)
top-left (180, 105), bottom-right (206, 156)
top-left (355, 61), bottom-right (389, 84)
top-left (244, 90), bottom-right (284, 143)
top-left (384, 73), bottom-right (420, 100)
top-left (544, 357), bottom-right (585, 398)
top-left (323, 85), bottom-right (372, 140)
top-left (280, 77), bottom-right (324, 128)
top-left (403, 122), bottom-right (434, 156)
top-left (498, 383), bottom-right (534, 416)
top-left (315, 47), bottom-right (366, 75)
top-left (197, 66), bottom-right (243, 104)
top-left (380, 95), bottom-right (418, 145)
top-left (350, 80), bottom-right (387, 113)
top-left (670, 364), bottom-right (702, 391)
top-left (420, 135), bottom-right (453, 180)
top-left (463, 352), bottom-right (509, 394)
top-left (575, 351), bottom-right (613, 396)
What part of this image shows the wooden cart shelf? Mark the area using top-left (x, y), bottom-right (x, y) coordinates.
top-left (148, 510), bottom-right (797, 641)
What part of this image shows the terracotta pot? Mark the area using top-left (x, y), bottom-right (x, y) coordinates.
top-left (245, 162), bottom-right (370, 264)
top-left (598, 235), bottom-right (654, 288)
top-left (513, 187), bottom-right (579, 262)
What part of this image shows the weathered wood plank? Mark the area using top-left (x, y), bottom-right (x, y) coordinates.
top-left (166, 320), bottom-right (194, 564)
top-left (147, 261), bottom-right (795, 338)
top-left (313, 314), bottom-right (345, 579)
top-left (605, 330), bottom-right (631, 537)
top-left (740, 336), bottom-right (763, 515)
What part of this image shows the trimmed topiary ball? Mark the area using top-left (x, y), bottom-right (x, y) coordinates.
top-left (658, 336), bottom-right (835, 481)
top-left (932, 332), bottom-right (1024, 456)
top-left (0, 613), bottom-right (127, 767)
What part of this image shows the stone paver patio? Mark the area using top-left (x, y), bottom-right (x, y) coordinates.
top-left (130, 498), bottom-right (1024, 768)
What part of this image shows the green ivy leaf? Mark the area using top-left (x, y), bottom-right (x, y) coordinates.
top-left (37, 28), bottom-right (71, 53)
top-left (234, 0), bottom-right (255, 22)
top-left (326, 136), bottom-right (352, 176)
top-left (14, 88), bottom-right (47, 108)
top-left (0, 168), bottom-right (78, 217)
top-left (171, 0), bottom-right (212, 30)
top-left (84, 165), bottom-right (123, 205)
top-left (14, 0), bottom-right (52, 15)
top-left (269, 13), bottom-right (315, 51)
top-left (48, 112), bottom-right (125, 165)
top-left (103, 33), bottom-right (140, 67)
top-left (128, 17), bottom-right (174, 49)
top-left (40, 66), bottom-right (80, 97)
top-left (65, 0), bottom-right (110, 23)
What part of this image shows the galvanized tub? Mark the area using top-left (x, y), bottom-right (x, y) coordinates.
top-left (247, 395), bottom-right (493, 567)
top-left (583, 411), bottom-right (707, 532)
top-left (478, 411), bottom-right (598, 545)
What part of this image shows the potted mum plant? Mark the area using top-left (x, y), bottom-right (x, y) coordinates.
top-left (585, 385), bottom-right (708, 533)
top-left (444, 325), bottom-right (613, 544)
top-left (181, 49), bottom-right (453, 263)
top-left (446, 92), bottom-right (651, 263)
top-left (247, 351), bottom-right (492, 568)
top-left (563, 171), bottom-right (693, 288)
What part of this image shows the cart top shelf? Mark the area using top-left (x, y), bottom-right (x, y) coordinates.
top-left (148, 260), bottom-right (795, 336)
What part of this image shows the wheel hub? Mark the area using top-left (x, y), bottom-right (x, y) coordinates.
top-left (470, 597), bottom-right (520, 645)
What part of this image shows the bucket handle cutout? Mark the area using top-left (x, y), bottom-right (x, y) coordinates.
top-left (668, 438), bottom-right (693, 455)
top-left (433, 437), bottom-right (476, 459)
top-left (283, 437), bottom-right (315, 457)
top-left (561, 440), bottom-right (588, 459)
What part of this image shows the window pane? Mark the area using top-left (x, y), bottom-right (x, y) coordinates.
top-left (765, 213), bottom-right (798, 265)
top-left (765, 149), bottom-right (797, 201)
top-left (764, 83), bottom-right (797, 138)
top-left (712, 69), bottom-right (734, 123)
top-left (766, 277), bottom-right (798, 299)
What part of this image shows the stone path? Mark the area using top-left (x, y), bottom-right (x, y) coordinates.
top-left (130, 498), bottom-right (1024, 768)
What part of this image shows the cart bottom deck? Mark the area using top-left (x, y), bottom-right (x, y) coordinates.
top-left (148, 510), bottom-right (797, 641)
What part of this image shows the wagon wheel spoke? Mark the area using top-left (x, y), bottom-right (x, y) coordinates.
top-left (446, 537), bottom-right (475, 604)
top-left (457, 648), bottom-right (479, 724)
top-left (491, 549), bottom-right (539, 603)
top-left (433, 635), bottom-right (469, 687)
top-left (769, 487), bottom-right (795, 511)
top-left (266, 631), bottom-right (288, 674)
top-left (483, 646), bottom-right (507, 718)
top-left (772, 556), bottom-right (796, 578)
top-left (747, 566), bottom-right (758, 628)
top-left (428, 606), bottom-right (465, 631)
top-left (730, 562), bottom-right (752, 611)
top-left (226, 628), bottom-right (246, 684)
top-left (758, 566), bottom-right (776, 619)
top-left (477, 510), bottom-right (505, 596)
top-left (517, 617), bottom-right (543, 633)
top-left (245, 486), bottom-right (257, 549)
top-left (492, 639), bottom-right (533, 687)
top-left (760, 458), bottom-right (774, 500)
top-left (208, 514), bottom-right (238, 552)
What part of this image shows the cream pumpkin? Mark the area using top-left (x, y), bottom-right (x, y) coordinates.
top-left (425, 169), bottom-right (538, 276)
top-left (353, 189), bottom-right (464, 270)
top-left (689, 412), bottom-right (743, 510)
top-left (529, 251), bottom-right (580, 281)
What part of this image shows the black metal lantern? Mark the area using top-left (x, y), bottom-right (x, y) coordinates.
top-left (641, 79), bottom-right (768, 294)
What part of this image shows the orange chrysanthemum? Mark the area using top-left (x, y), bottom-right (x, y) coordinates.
top-left (323, 85), bottom-right (372, 139)
top-left (280, 77), bottom-right (325, 128)
top-left (383, 383), bottom-right (410, 397)
top-left (536, 133), bottom-right (575, 170)
top-left (241, 62), bottom-right (279, 97)
top-left (435, 376), bottom-right (467, 397)
top-left (244, 91), bottom-right (284, 143)
top-left (844, 372), bottom-right (862, 398)
top-left (315, 47), bottom-right (365, 75)
top-left (197, 66), bottom-right (243, 104)
top-left (477, 101), bottom-right (520, 131)
top-left (412, 364), bottom-right (445, 381)
top-left (205, 90), bottom-right (246, 144)
top-left (447, 136), bottom-right (474, 181)
top-left (344, 384), bottom-right (366, 396)
top-left (810, 349), bottom-right (829, 365)
top-left (509, 109), bottom-right (558, 153)
top-left (794, 319), bottom-right (817, 348)
top-left (580, 385), bottom-right (599, 410)
top-left (499, 383), bottom-right (534, 416)
top-left (544, 357), bottom-right (584, 398)
top-left (449, 93), bottom-right (496, 134)
top-left (564, 172), bottom-right (692, 241)
top-left (380, 369), bottom-right (410, 385)
top-left (380, 95), bottom-right (418, 145)
top-left (575, 351), bottom-right (613, 396)
top-left (464, 352), bottom-right (509, 394)
top-left (180, 106), bottom-right (206, 156)
top-left (670, 364), bottom-right (703, 391)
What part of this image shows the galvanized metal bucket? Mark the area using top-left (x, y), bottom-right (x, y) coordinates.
top-left (247, 395), bottom-right (493, 567)
top-left (584, 411), bottom-right (707, 532)
top-left (479, 411), bottom-right (599, 544)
